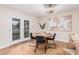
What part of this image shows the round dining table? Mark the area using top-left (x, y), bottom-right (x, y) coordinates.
top-left (32, 32), bottom-right (53, 52)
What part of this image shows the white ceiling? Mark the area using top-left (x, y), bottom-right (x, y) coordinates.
top-left (1, 4), bottom-right (79, 18)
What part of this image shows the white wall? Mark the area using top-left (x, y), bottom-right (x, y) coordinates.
top-left (39, 10), bottom-right (79, 42)
top-left (0, 6), bottom-right (39, 48)
top-left (0, 5), bottom-right (79, 49)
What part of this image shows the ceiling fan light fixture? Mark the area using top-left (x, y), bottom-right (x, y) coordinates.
top-left (44, 4), bottom-right (57, 8)
top-left (46, 9), bottom-right (54, 14)
top-left (43, 4), bottom-right (56, 14)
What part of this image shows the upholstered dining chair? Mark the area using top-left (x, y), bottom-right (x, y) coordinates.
top-left (30, 33), bottom-right (36, 39)
top-left (30, 33), bottom-right (36, 47)
top-left (47, 33), bottom-right (56, 48)
top-left (34, 36), bottom-right (46, 53)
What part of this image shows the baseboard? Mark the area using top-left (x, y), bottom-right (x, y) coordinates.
top-left (0, 39), bottom-right (30, 49)
top-left (0, 45), bottom-right (10, 49)
top-left (10, 38), bottom-right (30, 45)
top-left (56, 39), bottom-right (69, 43)
top-left (9, 40), bottom-right (29, 47)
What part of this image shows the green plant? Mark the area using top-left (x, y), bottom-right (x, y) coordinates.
top-left (39, 23), bottom-right (46, 30)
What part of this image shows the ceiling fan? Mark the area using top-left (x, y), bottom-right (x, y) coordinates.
top-left (44, 4), bottom-right (57, 8)
top-left (46, 9), bottom-right (54, 14)
top-left (43, 4), bottom-right (57, 14)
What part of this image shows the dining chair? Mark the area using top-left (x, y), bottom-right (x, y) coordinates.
top-left (30, 33), bottom-right (36, 39)
top-left (47, 33), bottom-right (56, 48)
top-left (30, 33), bottom-right (36, 47)
top-left (34, 36), bottom-right (47, 53)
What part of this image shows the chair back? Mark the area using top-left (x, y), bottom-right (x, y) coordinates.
top-left (52, 33), bottom-right (56, 40)
top-left (36, 36), bottom-right (45, 44)
top-left (30, 33), bottom-right (32, 39)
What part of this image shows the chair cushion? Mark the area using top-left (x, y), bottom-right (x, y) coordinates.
top-left (74, 41), bottom-right (79, 55)
top-left (63, 48), bottom-right (76, 55)
top-left (36, 36), bottom-right (45, 44)
top-left (68, 41), bottom-right (75, 49)
top-left (69, 33), bottom-right (79, 49)
top-left (70, 33), bottom-right (79, 41)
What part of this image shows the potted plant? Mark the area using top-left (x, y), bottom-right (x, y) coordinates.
top-left (39, 22), bottom-right (46, 33)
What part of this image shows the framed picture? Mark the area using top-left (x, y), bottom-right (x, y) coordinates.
top-left (48, 15), bottom-right (72, 31)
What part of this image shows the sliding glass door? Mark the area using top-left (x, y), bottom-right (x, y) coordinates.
top-left (12, 18), bottom-right (29, 41)
top-left (12, 18), bottom-right (20, 41)
top-left (24, 20), bottom-right (29, 38)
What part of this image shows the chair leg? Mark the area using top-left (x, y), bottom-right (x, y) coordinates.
top-left (29, 39), bottom-right (34, 47)
top-left (44, 42), bottom-right (47, 54)
top-left (34, 43), bottom-right (38, 53)
top-left (44, 45), bottom-right (47, 53)
top-left (53, 41), bottom-right (56, 48)
top-left (31, 39), bottom-right (34, 43)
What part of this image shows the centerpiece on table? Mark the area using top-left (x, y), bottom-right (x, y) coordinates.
top-left (39, 22), bottom-right (46, 33)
